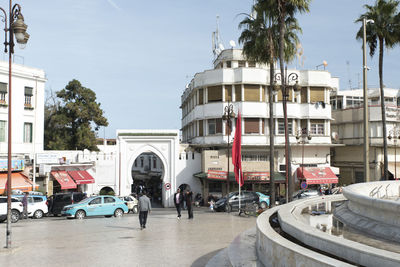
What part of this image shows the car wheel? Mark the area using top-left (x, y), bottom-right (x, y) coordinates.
top-left (133, 205), bottom-right (138, 214)
top-left (33, 210), bottom-right (44, 219)
top-left (224, 204), bottom-right (232, 213)
top-left (11, 209), bottom-right (20, 223)
top-left (260, 201), bottom-right (268, 209)
top-left (75, 210), bottom-right (86, 220)
top-left (114, 208), bottom-right (124, 218)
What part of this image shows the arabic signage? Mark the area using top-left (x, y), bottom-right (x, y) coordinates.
top-left (0, 159), bottom-right (25, 171)
top-left (207, 170), bottom-right (227, 180)
top-left (243, 172), bottom-right (270, 182)
top-left (36, 154), bottom-right (59, 164)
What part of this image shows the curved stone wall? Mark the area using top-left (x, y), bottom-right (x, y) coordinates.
top-left (256, 192), bottom-right (400, 266)
top-left (343, 181), bottom-right (400, 227)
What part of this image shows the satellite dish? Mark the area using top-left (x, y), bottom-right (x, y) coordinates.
top-left (218, 43), bottom-right (225, 51)
top-left (229, 40), bottom-right (236, 48)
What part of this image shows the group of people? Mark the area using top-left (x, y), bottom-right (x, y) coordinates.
top-left (173, 188), bottom-right (193, 219)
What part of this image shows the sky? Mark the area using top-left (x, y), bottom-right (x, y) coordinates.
top-left (12, 0), bottom-right (400, 138)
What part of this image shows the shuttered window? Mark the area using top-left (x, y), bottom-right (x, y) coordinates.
top-left (244, 118), bottom-right (259, 134)
top-left (199, 120), bottom-right (204, 136)
top-left (301, 87), bottom-right (308, 103)
top-left (0, 120), bottom-right (5, 142)
top-left (235, 85), bottom-right (242, 101)
top-left (309, 87), bottom-right (324, 103)
top-left (244, 84), bottom-right (260, 101)
top-left (216, 119), bottom-right (222, 133)
top-left (277, 88), bottom-right (293, 102)
top-left (262, 119), bottom-right (265, 134)
top-left (208, 119), bottom-right (222, 135)
top-left (261, 86), bottom-right (265, 102)
top-left (207, 86), bottom-right (222, 102)
top-left (198, 89), bottom-right (204, 105)
top-left (224, 85), bottom-right (232, 102)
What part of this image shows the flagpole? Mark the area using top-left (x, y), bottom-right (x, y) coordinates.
top-left (238, 172), bottom-right (241, 212)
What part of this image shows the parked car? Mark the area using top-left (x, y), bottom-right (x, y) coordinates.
top-left (0, 196), bottom-right (23, 223)
top-left (61, 195), bottom-right (128, 219)
top-left (50, 192), bottom-right (87, 216)
top-left (256, 192), bottom-right (270, 209)
top-left (12, 194), bottom-right (48, 219)
top-left (214, 191), bottom-right (259, 212)
top-left (118, 196), bottom-right (138, 213)
top-left (292, 189), bottom-right (320, 200)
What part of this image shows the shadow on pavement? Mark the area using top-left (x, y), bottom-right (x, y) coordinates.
top-left (191, 248), bottom-right (224, 267)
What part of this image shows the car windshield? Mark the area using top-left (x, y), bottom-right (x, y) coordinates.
top-left (226, 192), bottom-right (237, 198)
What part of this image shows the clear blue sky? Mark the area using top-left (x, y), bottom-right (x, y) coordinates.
top-left (14, 0), bottom-right (400, 138)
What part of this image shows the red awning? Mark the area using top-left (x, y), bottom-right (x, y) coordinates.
top-left (51, 171), bottom-right (77, 189)
top-left (297, 167), bottom-right (338, 184)
top-left (67, 170), bottom-right (95, 185)
top-left (0, 172), bottom-right (38, 194)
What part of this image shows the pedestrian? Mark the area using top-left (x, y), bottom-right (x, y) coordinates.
top-left (174, 188), bottom-right (183, 219)
top-left (22, 192), bottom-right (28, 219)
top-left (138, 190), bottom-right (151, 230)
top-left (186, 190), bottom-right (193, 219)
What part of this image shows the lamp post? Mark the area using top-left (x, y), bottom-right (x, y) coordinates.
top-left (388, 127), bottom-right (400, 180)
top-left (0, 1), bottom-right (29, 249)
top-left (274, 67), bottom-right (299, 203)
top-left (222, 103), bottom-right (235, 196)
top-left (296, 128), bottom-right (312, 181)
top-left (362, 18), bottom-right (374, 182)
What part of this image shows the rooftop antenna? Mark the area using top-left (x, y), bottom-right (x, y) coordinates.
top-left (346, 61), bottom-right (352, 89)
top-left (212, 15), bottom-right (224, 59)
top-left (229, 40), bottom-right (236, 48)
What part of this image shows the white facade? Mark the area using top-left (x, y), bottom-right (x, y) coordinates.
top-left (0, 61), bottom-right (46, 160)
top-left (181, 49), bottom-right (339, 192)
top-left (331, 87), bottom-right (400, 183)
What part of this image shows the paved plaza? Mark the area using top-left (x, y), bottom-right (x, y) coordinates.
top-left (0, 208), bottom-right (256, 267)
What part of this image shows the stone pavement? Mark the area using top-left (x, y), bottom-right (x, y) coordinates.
top-left (0, 207), bottom-right (256, 267)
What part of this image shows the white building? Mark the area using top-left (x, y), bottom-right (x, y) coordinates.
top-left (181, 49), bottom-right (340, 197)
top-left (0, 61), bottom-right (46, 194)
top-left (331, 87), bottom-right (400, 183)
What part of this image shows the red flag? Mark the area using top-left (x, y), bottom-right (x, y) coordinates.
top-left (232, 110), bottom-right (243, 187)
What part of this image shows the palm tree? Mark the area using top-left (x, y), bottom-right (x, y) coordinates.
top-left (356, 0), bottom-right (400, 180)
top-left (275, 0), bottom-right (310, 201)
top-left (238, 0), bottom-right (301, 206)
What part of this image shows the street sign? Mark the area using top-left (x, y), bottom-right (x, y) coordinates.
top-left (300, 181), bottom-right (308, 189)
top-left (164, 183), bottom-right (171, 190)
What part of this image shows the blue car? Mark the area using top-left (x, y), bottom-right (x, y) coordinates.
top-left (61, 195), bottom-right (128, 219)
top-left (256, 192), bottom-right (270, 209)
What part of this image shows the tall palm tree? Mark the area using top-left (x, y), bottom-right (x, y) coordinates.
top-left (356, 0), bottom-right (400, 181)
top-left (275, 0), bottom-right (310, 201)
top-left (239, 0), bottom-right (301, 206)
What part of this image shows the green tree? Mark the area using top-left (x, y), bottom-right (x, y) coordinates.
top-left (356, 0), bottom-right (400, 180)
top-left (238, 0), bottom-right (301, 206)
top-left (44, 79), bottom-right (108, 151)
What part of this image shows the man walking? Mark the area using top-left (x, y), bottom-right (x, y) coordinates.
top-left (186, 190), bottom-right (193, 219)
top-left (22, 192), bottom-right (28, 219)
top-left (174, 188), bottom-right (183, 219)
top-left (138, 190), bottom-right (151, 230)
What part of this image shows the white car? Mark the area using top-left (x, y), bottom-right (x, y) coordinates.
top-left (0, 196), bottom-right (23, 223)
top-left (119, 196), bottom-right (138, 213)
top-left (13, 195), bottom-right (48, 219)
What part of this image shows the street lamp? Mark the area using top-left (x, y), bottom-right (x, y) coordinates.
top-left (222, 103), bottom-right (235, 196)
top-left (296, 128), bottom-right (312, 180)
top-left (362, 18), bottom-right (374, 182)
top-left (388, 127), bottom-right (400, 180)
top-left (274, 67), bottom-right (299, 203)
top-left (0, 1), bottom-right (30, 249)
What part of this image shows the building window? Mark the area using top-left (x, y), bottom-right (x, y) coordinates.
top-left (134, 159), bottom-right (137, 167)
top-left (242, 153), bottom-right (268, 161)
top-left (310, 120), bottom-right (324, 135)
top-left (278, 119), bottom-right (293, 135)
top-left (23, 122), bottom-right (32, 143)
top-left (238, 61), bottom-right (245, 68)
top-left (244, 84), bottom-right (260, 101)
top-left (0, 120), bottom-right (5, 142)
top-left (207, 86), bottom-right (222, 102)
top-left (207, 119), bottom-right (222, 135)
top-left (153, 157), bottom-right (157, 169)
top-left (244, 118), bottom-right (259, 134)
top-left (248, 61), bottom-right (256, 68)
top-left (24, 87), bottom-right (33, 107)
top-left (226, 61), bottom-right (231, 68)
top-left (0, 82), bottom-right (7, 105)
top-left (140, 157), bottom-right (144, 167)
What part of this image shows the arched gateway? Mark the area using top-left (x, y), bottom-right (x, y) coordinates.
top-left (117, 130), bottom-right (180, 207)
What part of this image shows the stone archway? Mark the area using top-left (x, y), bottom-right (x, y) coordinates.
top-left (117, 130), bottom-right (179, 207)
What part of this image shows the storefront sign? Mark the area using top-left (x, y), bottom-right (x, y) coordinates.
top-left (243, 172), bottom-right (270, 182)
top-left (0, 159), bottom-right (24, 171)
top-left (207, 170), bottom-right (227, 180)
top-left (36, 154), bottom-right (59, 164)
